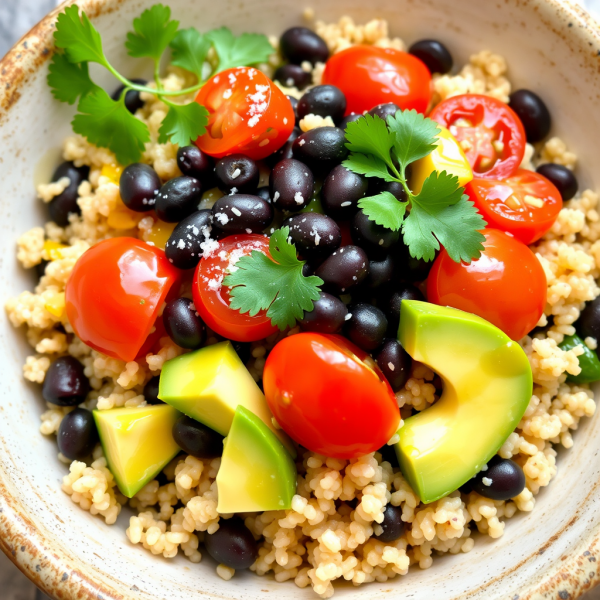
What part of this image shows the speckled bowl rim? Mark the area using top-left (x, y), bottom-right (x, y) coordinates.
top-left (2, 0), bottom-right (600, 598)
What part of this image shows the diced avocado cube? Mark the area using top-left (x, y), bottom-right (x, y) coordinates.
top-left (217, 405), bottom-right (297, 513)
top-left (395, 301), bottom-right (532, 504)
top-left (158, 341), bottom-right (295, 457)
top-left (94, 404), bottom-right (181, 498)
top-left (559, 333), bottom-right (600, 384)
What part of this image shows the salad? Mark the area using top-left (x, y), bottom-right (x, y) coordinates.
top-left (5, 4), bottom-right (600, 598)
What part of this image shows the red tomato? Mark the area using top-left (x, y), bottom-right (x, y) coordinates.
top-left (195, 67), bottom-right (295, 160)
top-left (322, 45), bottom-right (432, 115)
top-left (467, 169), bottom-right (562, 245)
top-left (427, 228), bottom-right (546, 340)
top-left (193, 234), bottom-right (278, 342)
top-left (65, 238), bottom-right (181, 362)
top-left (263, 333), bottom-right (400, 459)
top-left (429, 94), bottom-right (526, 180)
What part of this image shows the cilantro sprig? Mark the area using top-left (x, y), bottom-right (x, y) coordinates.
top-left (223, 227), bottom-right (324, 330)
top-left (343, 111), bottom-right (487, 263)
top-left (48, 4), bottom-right (274, 164)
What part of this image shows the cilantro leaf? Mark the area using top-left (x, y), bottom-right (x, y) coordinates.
top-left (224, 227), bottom-right (323, 330)
top-left (47, 53), bottom-right (99, 105)
top-left (207, 27), bottom-right (274, 73)
top-left (358, 192), bottom-right (407, 232)
top-left (125, 4), bottom-right (179, 61)
top-left (72, 88), bottom-right (150, 165)
top-left (387, 109), bottom-right (440, 173)
top-left (170, 28), bottom-right (211, 78)
top-left (402, 171), bottom-right (487, 263)
top-left (344, 114), bottom-right (396, 169)
top-left (341, 154), bottom-right (397, 182)
top-left (54, 5), bottom-right (107, 66)
top-left (158, 102), bottom-right (209, 146)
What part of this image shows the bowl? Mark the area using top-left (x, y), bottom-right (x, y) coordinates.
top-left (2, 0), bottom-right (600, 598)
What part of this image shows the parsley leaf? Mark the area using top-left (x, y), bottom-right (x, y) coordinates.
top-left (72, 88), bottom-right (150, 165)
top-left (125, 4), bottom-right (179, 60)
top-left (47, 53), bottom-right (99, 104)
top-left (54, 5), bottom-right (107, 66)
top-left (224, 227), bottom-right (323, 330)
top-left (344, 114), bottom-right (395, 169)
top-left (207, 27), bottom-right (274, 73)
top-left (359, 192), bottom-right (407, 231)
top-left (341, 154), bottom-right (397, 182)
top-left (158, 102), bottom-right (209, 146)
top-left (169, 28), bottom-right (211, 78)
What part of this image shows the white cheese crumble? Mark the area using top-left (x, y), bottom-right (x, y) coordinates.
top-left (482, 477), bottom-right (493, 487)
top-left (294, 192), bottom-right (304, 205)
top-left (230, 168), bottom-right (241, 180)
top-left (231, 207), bottom-right (242, 217)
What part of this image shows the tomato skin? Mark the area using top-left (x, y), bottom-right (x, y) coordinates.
top-left (195, 67), bottom-right (295, 160)
top-left (322, 45), bottom-right (432, 115)
top-left (427, 228), bottom-right (546, 340)
top-left (65, 238), bottom-right (181, 362)
top-left (193, 234), bottom-right (278, 342)
top-left (263, 333), bottom-right (400, 459)
top-left (467, 169), bottom-right (562, 245)
top-left (429, 94), bottom-right (526, 180)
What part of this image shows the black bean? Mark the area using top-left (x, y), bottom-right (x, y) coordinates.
top-left (280, 27), bottom-right (329, 65)
top-left (177, 146), bottom-right (215, 187)
top-left (297, 85), bottom-right (346, 123)
top-left (374, 504), bottom-right (405, 543)
top-left (395, 245), bottom-right (434, 281)
top-left (255, 186), bottom-right (271, 203)
top-left (315, 245), bottom-right (370, 294)
top-left (204, 518), bottom-right (258, 569)
top-left (42, 356), bottom-right (90, 406)
top-left (293, 127), bottom-right (348, 174)
top-left (408, 40), bottom-right (453, 74)
top-left (270, 159), bottom-right (314, 212)
top-left (284, 213), bottom-right (341, 259)
top-left (165, 210), bottom-right (214, 270)
top-left (385, 284), bottom-right (425, 335)
top-left (365, 255), bottom-right (396, 289)
top-left (274, 64), bottom-right (312, 90)
top-left (48, 162), bottom-right (90, 226)
top-left (377, 444), bottom-right (399, 468)
top-left (299, 292), bottom-right (348, 334)
top-left (338, 113), bottom-right (362, 130)
top-left (536, 163), bottom-right (578, 201)
top-left (212, 194), bottom-right (273, 234)
top-left (173, 415), bottom-right (224, 458)
top-left (163, 298), bottom-right (205, 350)
top-left (119, 163), bottom-right (161, 213)
top-left (321, 165), bottom-right (368, 220)
top-left (508, 89), bottom-right (551, 143)
top-left (155, 176), bottom-right (203, 222)
top-left (215, 155), bottom-right (259, 195)
top-left (302, 262), bottom-right (314, 277)
top-left (111, 78), bottom-right (147, 113)
top-left (368, 103), bottom-right (400, 121)
top-left (265, 127), bottom-right (301, 168)
top-left (233, 341), bottom-right (252, 364)
top-left (375, 339), bottom-right (412, 392)
top-left (344, 303), bottom-right (388, 351)
top-left (578, 296), bottom-right (600, 341)
top-left (144, 376), bottom-right (163, 405)
top-left (352, 209), bottom-right (400, 260)
top-left (368, 179), bottom-right (408, 203)
top-left (57, 408), bottom-right (99, 461)
top-left (471, 455), bottom-right (526, 501)
top-left (287, 95), bottom-right (300, 126)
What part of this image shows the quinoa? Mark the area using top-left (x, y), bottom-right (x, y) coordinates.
top-left (5, 13), bottom-right (600, 599)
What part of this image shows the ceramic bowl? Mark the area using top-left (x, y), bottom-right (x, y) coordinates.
top-left (2, 0), bottom-right (600, 598)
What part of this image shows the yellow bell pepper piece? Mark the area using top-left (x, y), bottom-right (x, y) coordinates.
top-left (107, 199), bottom-right (141, 230)
top-left (42, 240), bottom-right (68, 261)
top-left (410, 126), bottom-right (473, 194)
top-left (101, 164), bottom-right (124, 185)
top-left (146, 220), bottom-right (177, 250)
top-left (45, 292), bottom-right (66, 318)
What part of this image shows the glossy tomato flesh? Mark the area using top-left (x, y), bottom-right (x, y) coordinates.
top-left (263, 333), bottom-right (400, 459)
top-left (195, 67), bottom-right (295, 160)
top-left (65, 238), bottom-right (181, 362)
top-left (193, 234), bottom-right (278, 342)
top-left (467, 169), bottom-right (562, 245)
top-left (427, 228), bottom-right (546, 340)
top-left (322, 45), bottom-right (432, 115)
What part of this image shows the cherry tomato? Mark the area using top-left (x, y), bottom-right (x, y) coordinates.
top-left (193, 234), bottom-right (278, 342)
top-left (467, 169), bottom-right (562, 245)
top-left (322, 45), bottom-right (432, 115)
top-left (65, 238), bottom-right (181, 362)
top-left (427, 228), bottom-right (546, 340)
top-left (263, 333), bottom-right (400, 459)
top-left (195, 67), bottom-right (295, 160)
top-left (429, 94), bottom-right (526, 180)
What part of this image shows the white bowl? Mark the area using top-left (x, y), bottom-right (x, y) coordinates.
top-left (2, 0), bottom-right (600, 598)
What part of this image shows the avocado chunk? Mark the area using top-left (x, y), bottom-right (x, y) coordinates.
top-left (559, 333), bottom-right (600, 384)
top-left (395, 301), bottom-right (532, 504)
top-left (94, 404), bottom-right (181, 498)
top-left (217, 405), bottom-right (297, 513)
top-left (158, 341), bottom-right (295, 457)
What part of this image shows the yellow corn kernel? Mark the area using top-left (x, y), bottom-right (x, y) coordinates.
top-left (147, 220), bottom-right (177, 250)
top-left (101, 164), bottom-right (124, 185)
top-left (42, 240), bottom-right (68, 261)
top-left (45, 292), bottom-right (65, 318)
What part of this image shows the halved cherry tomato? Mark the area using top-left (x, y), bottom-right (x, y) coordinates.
top-left (65, 238), bottom-right (181, 362)
top-left (263, 333), bottom-right (400, 459)
top-left (193, 234), bottom-right (278, 342)
top-left (322, 45), bottom-right (432, 115)
top-left (429, 94), bottom-right (526, 180)
top-left (427, 228), bottom-right (546, 340)
top-left (467, 169), bottom-right (562, 245)
top-left (195, 67), bottom-right (295, 160)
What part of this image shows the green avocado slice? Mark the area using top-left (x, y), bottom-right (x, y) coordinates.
top-left (395, 300), bottom-right (532, 504)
